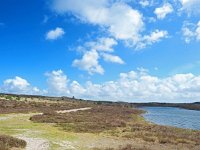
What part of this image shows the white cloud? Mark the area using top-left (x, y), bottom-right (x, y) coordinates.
top-left (51, 1), bottom-right (169, 75)
top-left (182, 21), bottom-right (200, 43)
top-left (179, 0), bottom-right (200, 15)
top-left (136, 30), bottom-right (168, 49)
top-left (1, 70), bottom-right (200, 103)
top-left (46, 27), bottom-right (65, 40)
top-left (73, 37), bottom-right (124, 74)
top-left (80, 71), bottom-right (200, 102)
top-left (72, 50), bottom-right (104, 75)
top-left (139, 0), bottom-right (150, 7)
top-left (51, 0), bottom-right (144, 46)
top-left (102, 53), bottom-right (125, 64)
top-left (72, 30), bottom-right (167, 74)
top-left (69, 81), bottom-right (86, 97)
top-left (44, 69), bottom-right (200, 103)
top-left (1, 76), bottom-right (42, 95)
top-left (143, 30), bottom-right (168, 43)
top-left (154, 3), bottom-right (173, 19)
top-left (196, 21), bottom-right (200, 40)
top-left (45, 70), bottom-right (70, 95)
top-left (85, 37), bottom-right (117, 52)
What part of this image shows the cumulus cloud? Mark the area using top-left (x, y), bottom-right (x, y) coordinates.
top-left (154, 3), bottom-right (173, 19)
top-left (136, 30), bottom-right (168, 49)
top-left (46, 27), bottom-right (65, 40)
top-left (72, 30), bottom-right (167, 74)
top-left (182, 21), bottom-right (200, 43)
top-left (51, 0), bottom-right (144, 46)
top-left (45, 70), bottom-right (70, 95)
top-left (72, 50), bottom-right (104, 75)
top-left (50, 0), bottom-right (170, 74)
top-left (79, 71), bottom-right (200, 102)
top-left (139, 0), bottom-right (150, 7)
top-left (73, 37), bottom-right (124, 74)
top-left (0, 76), bottom-right (42, 95)
top-left (102, 53), bottom-right (125, 64)
top-left (179, 0), bottom-right (200, 15)
top-left (51, 0), bottom-right (170, 50)
top-left (45, 69), bottom-right (200, 103)
top-left (84, 37), bottom-right (117, 53)
top-left (1, 70), bottom-right (200, 102)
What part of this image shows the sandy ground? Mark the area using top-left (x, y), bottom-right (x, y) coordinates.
top-left (0, 113), bottom-right (43, 121)
top-left (17, 135), bottom-right (49, 150)
top-left (56, 107), bottom-right (91, 113)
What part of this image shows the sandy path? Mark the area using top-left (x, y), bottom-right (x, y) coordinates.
top-left (56, 107), bottom-right (91, 114)
top-left (17, 135), bottom-right (49, 150)
top-left (10, 107), bottom-right (91, 150)
top-left (0, 113), bottom-right (43, 121)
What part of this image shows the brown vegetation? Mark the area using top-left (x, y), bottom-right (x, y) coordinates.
top-left (0, 98), bottom-right (92, 114)
top-left (0, 94), bottom-right (200, 149)
top-left (93, 144), bottom-right (149, 150)
top-left (121, 123), bottom-right (200, 145)
top-left (30, 103), bottom-right (200, 149)
top-left (0, 135), bottom-right (26, 150)
top-left (30, 105), bottom-right (143, 133)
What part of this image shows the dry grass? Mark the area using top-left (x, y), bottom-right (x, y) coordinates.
top-left (0, 135), bottom-right (26, 150)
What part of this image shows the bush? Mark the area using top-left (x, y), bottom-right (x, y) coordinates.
top-left (0, 135), bottom-right (26, 150)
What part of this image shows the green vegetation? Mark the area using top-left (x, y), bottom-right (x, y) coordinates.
top-left (5, 95), bottom-right (13, 100)
top-left (0, 113), bottom-right (80, 149)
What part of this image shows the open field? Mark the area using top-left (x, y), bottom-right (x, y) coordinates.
top-left (0, 94), bottom-right (200, 150)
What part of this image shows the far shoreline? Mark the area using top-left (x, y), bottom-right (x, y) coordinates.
top-left (0, 93), bottom-right (200, 111)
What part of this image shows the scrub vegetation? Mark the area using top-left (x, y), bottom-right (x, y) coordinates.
top-left (0, 93), bottom-right (200, 150)
top-left (0, 135), bottom-right (26, 150)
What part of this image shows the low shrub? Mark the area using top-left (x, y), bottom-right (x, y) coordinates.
top-left (0, 135), bottom-right (26, 150)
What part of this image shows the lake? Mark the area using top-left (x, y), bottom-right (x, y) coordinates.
top-left (141, 107), bottom-right (200, 130)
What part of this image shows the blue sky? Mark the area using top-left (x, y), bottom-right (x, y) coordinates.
top-left (0, 0), bottom-right (200, 102)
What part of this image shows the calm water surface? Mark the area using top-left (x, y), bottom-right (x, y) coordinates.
top-left (141, 107), bottom-right (200, 130)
